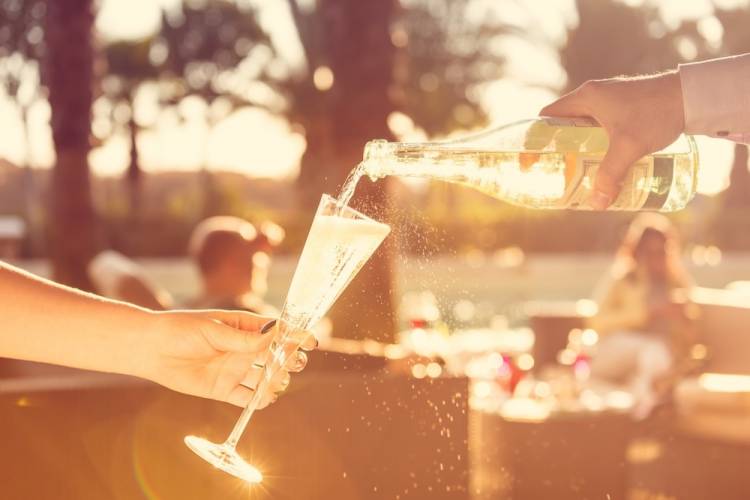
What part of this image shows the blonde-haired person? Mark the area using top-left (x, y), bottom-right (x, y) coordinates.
top-left (588, 214), bottom-right (698, 418)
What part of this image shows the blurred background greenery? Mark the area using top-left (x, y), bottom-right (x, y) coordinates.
top-left (0, 0), bottom-right (749, 339)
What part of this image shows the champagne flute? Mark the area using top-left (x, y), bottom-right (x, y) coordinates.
top-left (184, 194), bottom-right (391, 483)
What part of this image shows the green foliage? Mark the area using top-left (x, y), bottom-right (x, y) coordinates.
top-left (392, 0), bottom-right (509, 135)
top-left (105, 39), bottom-right (158, 85)
top-left (284, 0), bottom-right (509, 137)
top-left (100, 1), bottom-right (278, 131)
top-left (561, 0), bottom-right (680, 88)
top-left (2, 0), bottom-right (750, 259)
top-left (157, 0), bottom-right (273, 108)
top-left (0, 0), bottom-right (45, 98)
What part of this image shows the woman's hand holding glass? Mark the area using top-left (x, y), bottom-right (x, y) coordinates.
top-left (0, 263), bottom-right (313, 408)
top-left (133, 310), bottom-right (315, 408)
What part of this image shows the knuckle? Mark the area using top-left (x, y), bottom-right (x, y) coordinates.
top-left (244, 333), bottom-right (259, 352)
top-left (613, 131), bottom-right (649, 159)
top-left (614, 129), bottom-right (640, 148)
top-left (580, 79), bottom-right (602, 96)
top-left (595, 169), bottom-right (619, 189)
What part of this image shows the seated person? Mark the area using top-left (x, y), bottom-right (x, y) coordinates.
top-left (88, 250), bottom-right (173, 310)
top-left (187, 216), bottom-right (284, 315)
top-left (587, 214), bottom-right (698, 418)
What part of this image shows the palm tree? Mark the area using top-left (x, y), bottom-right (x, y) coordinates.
top-left (157, 0), bottom-right (274, 218)
top-left (312, 0), bottom-right (399, 342)
top-left (44, 0), bottom-right (99, 289)
top-left (286, 0), bottom-right (508, 206)
top-left (0, 0), bottom-right (46, 255)
top-left (103, 38), bottom-right (159, 218)
top-left (284, 0), bottom-right (515, 340)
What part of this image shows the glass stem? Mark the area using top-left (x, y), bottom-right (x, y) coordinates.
top-left (224, 363), bottom-right (278, 449)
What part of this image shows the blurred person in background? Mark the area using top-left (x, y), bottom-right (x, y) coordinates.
top-left (588, 214), bottom-right (698, 418)
top-left (0, 261), bottom-right (313, 409)
top-left (188, 216), bottom-right (284, 315)
top-left (88, 250), bottom-right (173, 310)
top-left (542, 53), bottom-right (750, 209)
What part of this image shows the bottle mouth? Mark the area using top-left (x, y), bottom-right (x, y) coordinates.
top-left (363, 139), bottom-right (394, 161)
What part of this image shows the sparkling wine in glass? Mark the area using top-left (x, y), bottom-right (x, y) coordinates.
top-left (184, 194), bottom-right (390, 483)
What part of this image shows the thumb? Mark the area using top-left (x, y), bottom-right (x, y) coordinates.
top-left (539, 87), bottom-right (590, 118)
top-left (199, 309), bottom-right (273, 332)
top-left (590, 135), bottom-right (645, 209)
top-left (204, 319), bottom-right (274, 353)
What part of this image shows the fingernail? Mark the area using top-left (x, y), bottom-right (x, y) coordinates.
top-left (261, 320), bottom-right (277, 334)
top-left (314, 337), bottom-right (319, 349)
top-left (589, 190), bottom-right (612, 210)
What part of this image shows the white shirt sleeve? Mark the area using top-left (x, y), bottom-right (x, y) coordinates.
top-left (678, 53), bottom-right (750, 143)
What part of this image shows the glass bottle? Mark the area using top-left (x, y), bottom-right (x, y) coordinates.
top-left (361, 117), bottom-right (698, 211)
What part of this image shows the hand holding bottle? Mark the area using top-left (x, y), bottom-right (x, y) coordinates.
top-left (540, 72), bottom-right (685, 209)
top-left (363, 96), bottom-right (696, 211)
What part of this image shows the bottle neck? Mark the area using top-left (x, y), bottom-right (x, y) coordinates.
top-left (362, 139), bottom-right (472, 183)
top-left (362, 139), bottom-right (399, 180)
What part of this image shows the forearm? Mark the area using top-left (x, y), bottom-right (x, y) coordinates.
top-left (0, 262), bottom-right (152, 376)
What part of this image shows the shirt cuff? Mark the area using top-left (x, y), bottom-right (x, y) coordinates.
top-left (678, 53), bottom-right (750, 140)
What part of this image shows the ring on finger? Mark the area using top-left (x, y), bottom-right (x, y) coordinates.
top-left (280, 372), bottom-right (291, 389)
top-left (288, 351), bottom-right (308, 372)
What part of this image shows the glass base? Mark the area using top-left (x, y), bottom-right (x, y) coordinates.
top-left (184, 435), bottom-right (263, 484)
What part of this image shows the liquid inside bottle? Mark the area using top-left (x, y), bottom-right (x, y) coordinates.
top-left (360, 117), bottom-right (699, 211)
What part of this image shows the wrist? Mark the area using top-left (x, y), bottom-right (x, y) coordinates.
top-left (662, 70), bottom-right (685, 133)
top-left (112, 306), bottom-right (159, 380)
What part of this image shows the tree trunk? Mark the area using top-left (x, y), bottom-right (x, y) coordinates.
top-left (717, 144), bottom-right (750, 250)
top-left (120, 98), bottom-right (144, 256)
top-left (288, 0), bottom-right (335, 210)
top-left (20, 103), bottom-right (41, 257)
top-left (724, 144), bottom-right (750, 209)
top-left (318, 0), bottom-right (398, 343)
top-left (126, 98), bottom-right (142, 217)
top-left (295, 86), bottom-right (336, 210)
top-left (45, 0), bottom-right (98, 289)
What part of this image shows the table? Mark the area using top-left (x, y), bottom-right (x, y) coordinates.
top-left (0, 364), bottom-right (469, 500)
top-left (470, 403), bottom-right (632, 500)
top-left (525, 300), bottom-right (595, 371)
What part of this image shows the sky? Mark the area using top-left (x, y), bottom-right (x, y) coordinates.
top-left (0, 0), bottom-right (746, 194)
